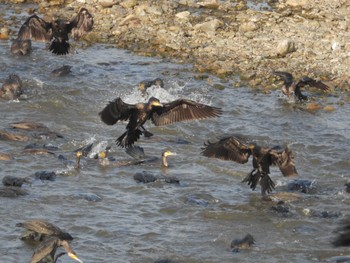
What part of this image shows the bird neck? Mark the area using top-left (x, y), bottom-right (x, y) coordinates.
top-left (162, 155), bottom-right (168, 167)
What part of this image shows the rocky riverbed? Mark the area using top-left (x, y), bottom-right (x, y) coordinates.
top-left (2, 0), bottom-right (350, 91)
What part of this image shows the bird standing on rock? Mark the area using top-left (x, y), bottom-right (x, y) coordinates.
top-left (202, 135), bottom-right (298, 196)
top-left (273, 71), bottom-right (330, 101)
top-left (14, 8), bottom-right (93, 55)
top-left (99, 97), bottom-right (222, 148)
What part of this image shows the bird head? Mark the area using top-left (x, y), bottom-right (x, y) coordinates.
top-left (162, 150), bottom-right (177, 158)
top-left (148, 97), bottom-right (163, 107)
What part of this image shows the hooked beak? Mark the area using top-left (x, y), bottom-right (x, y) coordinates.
top-left (68, 252), bottom-right (83, 263)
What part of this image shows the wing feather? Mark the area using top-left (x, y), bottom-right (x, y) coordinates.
top-left (99, 98), bottom-right (136, 125)
top-left (273, 71), bottom-right (294, 87)
top-left (201, 135), bottom-right (251, 164)
top-left (68, 8), bottom-right (94, 40)
top-left (269, 146), bottom-right (298, 177)
top-left (151, 99), bottom-right (222, 126)
top-left (297, 76), bottom-right (330, 91)
top-left (18, 15), bottom-right (52, 42)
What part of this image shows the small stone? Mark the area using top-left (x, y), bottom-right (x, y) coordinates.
top-left (239, 22), bottom-right (259, 32)
top-left (323, 105), bottom-right (336, 111)
top-left (120, 0), bottom-right (137, 9)
top-left (175, 11), bottom-right (190, 20)
top-left (194, 19), bottom-right (223, 36)
top-left (276, 39), bottom-right (296, 57)
top-left (197, 0), bottom-right (219, 9)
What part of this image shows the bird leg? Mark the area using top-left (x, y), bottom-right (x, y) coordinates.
top-left (141, 125), bottom-right (153, 138)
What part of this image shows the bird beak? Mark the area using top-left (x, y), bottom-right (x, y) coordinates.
top-left (68, 252), bottom-right (83, 263)
top-left (153, 101), bottom-right (163, 107)
top-left (168, 152), bottom-right (177, 156)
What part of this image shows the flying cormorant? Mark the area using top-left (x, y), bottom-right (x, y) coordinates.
top-left (15, 8), bottom-right (93, 55)
top-left (99, 97), bottom-right (222, 147)
top-left (273, 71), bottom-right (329, 101)
top-left (201, 135), bottom-right (298, 196)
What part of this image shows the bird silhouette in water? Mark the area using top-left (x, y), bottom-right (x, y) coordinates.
top-left (273, 71), bottom-right (330, 101)
top-left (14, 8), bottom-right (93, 55)
top-left (99, 97), bottom-right (222, 148)
top-left (202, 135), bottom-right (298, 196)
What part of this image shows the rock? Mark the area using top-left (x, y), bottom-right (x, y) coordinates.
top-left (239, 22), bottom-right (259, 32)
top-left (197, 0), bottom-right (219, 9)
top-left (99, 0), bottom-right (118, 8)
top-left (120, 0), bottom-right (137, 9)
top-left (194, 19), bottom-right (223, 36)
top-left (175, 11), bottom-right (190, 20)
top-left (231, 234), bottom-right (255, 252)
top-left (285, 0), bottom-right (308, 7)
top-left (276, 39), bottom-right (296, 57)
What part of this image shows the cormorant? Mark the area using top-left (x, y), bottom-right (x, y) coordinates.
top-left (29, 236), bottom-right (82, 263)
top-left (201, 135), bottom-right (298, 196)
top-left (16, 219), bottom-right (73, 242)
top-left (273, 71), bottom-right (329, 101)
top-left (138, 78), bottom-right (164, 94)
top-left (99, 97), bottom-right (222, 147)
top-left (126, 145), bottom-right (176, 167)
top-left (10, 39), bottom-right (31, 55)
top-left (16, 8), bottom-right (93, 55)
top-left (74, 143), bottom-right (94, 168)
top-left (0, 74), bottom-right (23, 100)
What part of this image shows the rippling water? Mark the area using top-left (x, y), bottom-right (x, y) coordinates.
top-left (1, 4), bottom-right (350, 263)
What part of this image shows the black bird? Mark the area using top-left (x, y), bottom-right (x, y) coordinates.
top-left (16, 8), bottom-right (93, 55)
top-left (29, 236), bottom-right (82, 263)
top-left (138, 78), bottom-right (164, 94)
top-left (99, 97), bottom-right (222, 148)
top-left (0, 74), bottom-right (23, 100)
top-left (273, 71), bottom-right (330, 101)
top-left (10, 39), bottom-right (31, 55)
top-left (126, 145), bottom-right (177, 167)
top-left (16, 219), bottom-right (73, 242)
top-left (202, 135), bottom-right (298, 196)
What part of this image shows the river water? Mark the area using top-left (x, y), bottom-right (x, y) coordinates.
top-left (1, 3), bottom-right (350, 263)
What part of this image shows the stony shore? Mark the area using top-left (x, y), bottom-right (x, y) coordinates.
top-left (2, 0), bottom-right (350, 91)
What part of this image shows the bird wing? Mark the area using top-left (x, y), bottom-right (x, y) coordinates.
top-left (29, 237), bottom-right (59, 263)
top-left (269, 146), bottom-right (298, 177)
top-left (296, 77), bottom-right (330, 91)
top-left (99, 98), bottom-right (136, 125)
top-left (151, 99), bottom-right (222, 126)
top-left (68, 8), bottom-right (94, 40)
top-left (125, 145), bottom-right (146, 160)
top-left (18, 15), bottom-right (52, 42)
top-left (201, 135), bottom-right (251, 164)
top-left (273, 71), bottom-right (294, 87)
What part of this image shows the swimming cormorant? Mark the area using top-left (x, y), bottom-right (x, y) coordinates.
top-left (273, 71), bottom-right (329, 101)
top-left (99, 97), bottom-right (222, 147)
top-left (29, 236), bottom-right (82, 263)
top-left (126, 145), bottom-right (176, 167)
top-left (16, 8), bottom-right (93, 55)
top-left (201, 135), bottom-right (298, 196)
top-left (0, 74), bottom-right (23, 100)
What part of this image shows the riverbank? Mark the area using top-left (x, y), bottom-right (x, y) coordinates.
top-left (2, 0), bottom-right (350, 90)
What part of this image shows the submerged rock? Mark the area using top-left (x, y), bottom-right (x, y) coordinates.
top-left (231, 233), bottom-right (255, 252)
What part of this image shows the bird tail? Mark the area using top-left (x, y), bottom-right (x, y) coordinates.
top-left (242, 169), bottom-right (261, 191)
top-left (116, 129), bottom-right (142, 148)
top-left (49, 39), bottom-right (70, 55)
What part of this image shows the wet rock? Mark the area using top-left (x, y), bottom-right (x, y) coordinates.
top-left (51, 65), bottom-right (72, 77)
top-left (120, 0), bottom-right (137, 9)
top-left (35, 171), bottom-right (56, 181)
top-left (0, 187), bottom-right (28, 197)
top-left (155, 259), bottom-right (177, 263)
top-left (175, 11), bottom-right (190, 20)
top-left (287, 179), bottom-right (315, 194)
top-left (0, 152), bottom-right (13, 161)
top-left (239, 22), bottom-right (259, 32)
top-left (328, 255), bottom-right (350, 263)
top-left (0, 74), bottom-right (23, 100)
top-left (0, 26), bottom-right (9, 40)
top-left (345, 182), bottom-right (350, 193)
top-left (302, 208), bottom-right (342, 218)
top-left (159, 176), bottom-right (180, 184)
top-left (197, 0), bottom-right (219, 9)
top-left (0, 130), bottom-right (29, 142)
top-left (76, 193), bottom-right (102, 202)
top-left (231, 234), bottom-right (255, 252)
top-left (99, 0), bottom-right (118, 8)
top-left (134, 172), bottom-right (157, 183)
top-left (276, 39), bottom-right (296, 57)
top-left (2, 176), bottom-right (27, 187)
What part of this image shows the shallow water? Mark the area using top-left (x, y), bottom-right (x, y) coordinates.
top-left (1, 4), bottom-right (350, 263)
